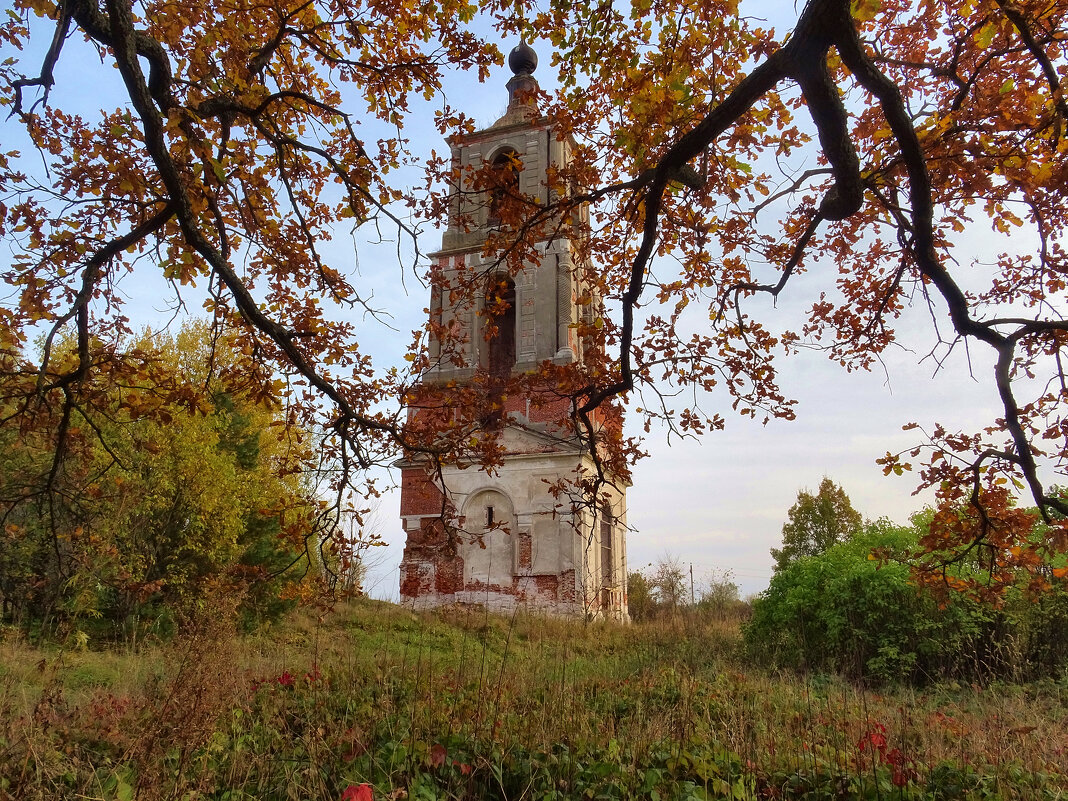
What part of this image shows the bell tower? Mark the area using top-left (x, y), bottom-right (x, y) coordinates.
top-left (397, 43), bottom-right (629, 619)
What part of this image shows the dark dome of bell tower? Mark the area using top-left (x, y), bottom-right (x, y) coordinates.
top-left (508, 40), bottom-right (538, 76)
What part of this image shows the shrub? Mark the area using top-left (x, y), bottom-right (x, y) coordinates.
top-left (745, 518), bottom-right (1068, 684)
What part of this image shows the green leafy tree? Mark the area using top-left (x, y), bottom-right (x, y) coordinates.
top-left (696, 570), bottom-right (741, 616)
top-left (626, 571), bottom-right (656, 622)
top-left (771, 478), bottom-right (863, 572)
top-left (650, 553), bottom-right (689, 616)
top-left (0, 322), bottom-right (319, 637)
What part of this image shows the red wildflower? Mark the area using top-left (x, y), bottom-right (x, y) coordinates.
top-left (277, 670), bottom-right (295, 687)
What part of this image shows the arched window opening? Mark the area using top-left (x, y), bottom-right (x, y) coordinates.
top-left (600, 504), bottom-right (614, 586)
top-left (486, 276), bottom-right (516, 379)
top-left (487, 150), bottom-right (521, 226)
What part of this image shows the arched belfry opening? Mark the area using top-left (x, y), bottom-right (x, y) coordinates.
top-left (397, 41), bottom-right (630, 620)
top-left (487, 149), bottom-right (521, 227)
top-left (485, 275), bottom-right (516, 379)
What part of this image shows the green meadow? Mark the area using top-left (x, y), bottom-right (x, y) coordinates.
top-left (2, 598), bottom-right (1066, 800)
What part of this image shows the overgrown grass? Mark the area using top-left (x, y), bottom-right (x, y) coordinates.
top-left (1, 600), bottom-right (1066, 800)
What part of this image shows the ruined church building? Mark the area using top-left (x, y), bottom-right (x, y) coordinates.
top-left (398, 43), bottom-right (630, 620)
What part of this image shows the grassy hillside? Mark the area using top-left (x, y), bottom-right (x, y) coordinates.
top-left (1, 598), bottom-right (1066, 800)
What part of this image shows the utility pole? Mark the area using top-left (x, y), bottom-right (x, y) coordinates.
top-left (690, 563), bottom-right (695, 606)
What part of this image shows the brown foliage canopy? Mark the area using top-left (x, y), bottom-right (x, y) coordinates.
top-left (3, 0), bottom-right (1068, 595)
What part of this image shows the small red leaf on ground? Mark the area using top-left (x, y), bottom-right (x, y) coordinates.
top-left (429, 743), bottom-right (447, 768)
top-left (342, 783), bottom-right (373, 801)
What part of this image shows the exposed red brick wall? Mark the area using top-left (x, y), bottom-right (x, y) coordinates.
top-left (399, 562), bottom-right (432, 598)
top-left (434, 556), bottom-right (464, 594)
top-left (533, 574), bottom-right (559, 599)
top-left (400, 541), bottom-right (616, 616)
top-left (559, 569), bottom-right (577, 603)
top-left (517, 532), bottom-right (532, 573)
top-left (399, 468), bottom-right (446, 517)
top-left (465, 578), bottom-right (513, 596)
